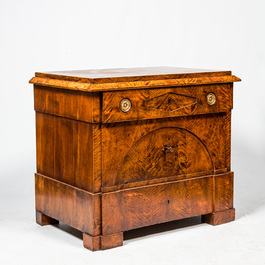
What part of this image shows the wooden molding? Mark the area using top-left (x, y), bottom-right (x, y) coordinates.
top-left (29, 75), bottom-right (241, 92)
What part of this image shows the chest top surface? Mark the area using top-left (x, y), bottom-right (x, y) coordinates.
top-left (29, 66), bottom-right (241, 92)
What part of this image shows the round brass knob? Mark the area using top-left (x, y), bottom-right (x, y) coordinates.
top-left (120, 98), bottom-right (132, 113)
top-left (207, 92), bottom-right (217, 105)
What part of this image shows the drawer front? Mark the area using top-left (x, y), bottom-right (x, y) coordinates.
top-left (115, 127), bottom-right (213, 185)
top-left (102, 84), bottom-right (232, 123)
top-left (102, 176), bottom-right (213, 234)
top-left (102, 114), bottom-right (227, 188)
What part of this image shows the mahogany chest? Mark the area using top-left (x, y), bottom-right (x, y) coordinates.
top-left (30, 67), bottom-right (241, 251)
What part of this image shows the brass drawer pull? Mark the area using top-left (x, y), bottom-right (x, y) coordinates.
top-left (207, 92), bottom-right (217, 105)
top-left (120, 98), bottom-right (132, 113)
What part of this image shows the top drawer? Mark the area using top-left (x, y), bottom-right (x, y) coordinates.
top-left (102, 84), bottom-right (233, 123)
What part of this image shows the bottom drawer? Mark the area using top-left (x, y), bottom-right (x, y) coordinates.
top-left (102, 176), bottom-right (213, 234)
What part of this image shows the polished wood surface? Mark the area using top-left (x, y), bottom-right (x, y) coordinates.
top-left (83, 232), bottom-right (123, 251)
top-left (36, 113), bottom-right (101, 192)
top-left (31, 67), bottom-right (240, 251)
top-left (214, 172), bottom-right (234, 211)
top-left (34, 85), bottom-right (101, 123)
top-left (224, 111), bottom-right (232, 171)
top-left (115, 127), bottom-right (213, 184)
top-left (102, 84), bottom-right (233, 123)
top-left (202, 208), bottom-right (235, 225)
top-left (35, 174), bottom-right (101, 236)
top-left (29, 66), bottom-right (240, 92)
top-left (83, 233), bottom-right (101, 251)
top-left (102, 114), bottom-right (227, 188)
top-left (102, 176), bottom-right (213, 235)
top-left (30, 75), bottom-right (240, 92)
top-left (34, 66), bottom-right (233, 83)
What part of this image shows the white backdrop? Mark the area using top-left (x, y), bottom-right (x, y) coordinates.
top-left (0, 0), bottom-right (264, 264)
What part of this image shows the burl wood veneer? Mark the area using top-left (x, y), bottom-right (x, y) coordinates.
top-left (30, 67), bottom-right (241, 251)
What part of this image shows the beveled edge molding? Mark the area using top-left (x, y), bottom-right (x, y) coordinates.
top-left (29, 75), bottom-right (241, 92)
top-left (29, 77), bottom-right (92, 90)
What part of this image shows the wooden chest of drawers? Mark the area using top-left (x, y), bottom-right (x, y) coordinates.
top-left (30, 67), bottom-right (241, 251)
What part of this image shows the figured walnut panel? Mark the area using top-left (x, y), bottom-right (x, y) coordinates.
top-left (34, 85), bottom-right (101, 123)
top-left (54, 116), bottom-right (78, 185)
top-left (224, 110), bottom-right (232, 171)
top-left (116, 127), bottom-right (213, 185)
top-left (102, 84), bottom-right (232, 123)
top-left (36, 113), bottom-right (101, 192)
top-left (102, 114), bottom-right (226, 187)
top-left (102, 176), bottom-right (213, 235)
top-left (214, 172), bottom-right (234, 212)
top-left (92, 125), bottom-right (102, 192)
top-left (35, 174), bottom-right (101, 236)
top-left (36, 113), bottom-right (55, 177)
top-left (142, 92), bottom-right (197, 112)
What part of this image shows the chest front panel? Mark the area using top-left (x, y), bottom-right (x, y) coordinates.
top-left (102, 112), bottom-right (228, 189)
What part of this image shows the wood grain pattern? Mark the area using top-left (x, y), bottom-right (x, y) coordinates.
top-left (35, 173), bottom-right (101, 236)
top-left (102, 114), bottom-right (226, 187)
top-left (92, 125), bottom-right (102, 192)
top-left (224, 110), bottom-right (232, 171)
top-left (54, 116), bottom-right (78, 185)
top-left (142, 92), bottom-right (197, 112)
top-left (102, 84), bottom-right (233, 123)
top-left (102, 176), bottom-right (213, 235)
top-left (36, 113), bottom-right (55, 177)
top-left (116, 127), bottom-right (213, 185)
top-left (36, 112), bottom-right (101, 192)
top-left (214, 172), bottom-right (233, 212)
top-left (83, 232), bottom-right (123, 251)
top-left (31, 66), bottom-right (240, 251)
top-left (34, 85), bottom-right (101, 123)
top-left (30, 75), bottom-right (240, 92)
top-left (35, 67), bottom-right (232, 83)
top-left (202, 208), bottom-right (235, 225)
top-left (100, 232), bottom-right (123, 250)
top-left (83, 233), bottom-right (101, 251)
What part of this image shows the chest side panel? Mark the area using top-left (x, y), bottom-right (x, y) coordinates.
top-left (34, 85), bottom-right (101, 123)
top-left (36, 112), bottom-right (101, 192)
